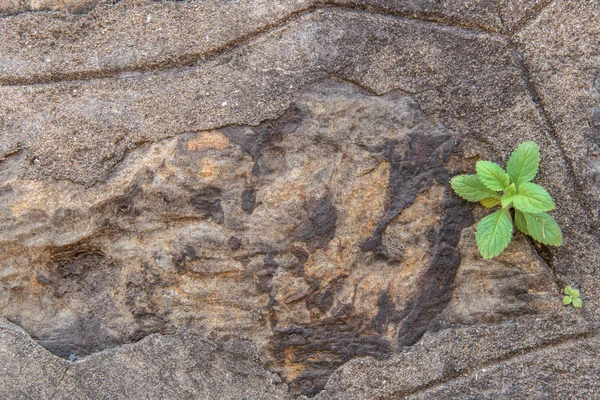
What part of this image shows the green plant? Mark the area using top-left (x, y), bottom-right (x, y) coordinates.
top-left (563, 286), bottom-right (582, 308)
top-left (451, 141), bottom-right (563, 259)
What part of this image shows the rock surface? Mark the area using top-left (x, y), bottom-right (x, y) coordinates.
top-left (0, 317), bottom-right (289, 400)
top-left (0, 0), bottom-right (599, 398)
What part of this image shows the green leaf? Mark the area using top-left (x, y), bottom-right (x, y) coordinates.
top-left (507, 141), bottom-right (540, 186)
top-left (514, 210), bottom-right (529, 235)
top-left (573, 297), bottom-right (583, 308)
top-left (501, 194), bottom-right (513, 208)
top-left (481, 197), bottom-right (501, 208)
top-left (451, 175), bottom-right (501, 202)
top-left (571, 289), bottom-right (580, 298)
top-left (476, 161), bottom-right (510, 191)
top-left (524, 212), bottom-right (563, 246)
top-left (564, 286), bottom-right (573, 296)
top-left (476, 208), bottom-right (513, 259)
top-left (563, 295), bottom-right (573, 305)
top-left (505, 183), bottom-right (516, 197)
top-left (513, 182), bottom-right (555, 213)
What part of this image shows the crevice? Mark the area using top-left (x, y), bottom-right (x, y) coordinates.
top-left (324, 1), bottom-right (500, 35)
top-left (507, 41), bottom-right (597, 222)
top-left (508, 0), bottom-right (553, 37)
top-left (381, 328), bottom-right (600, 399)
top-left (526, 232), bottom-right (565, 290)
top-left (0, 3), bottom-right (504, 88)
top-left (0, 2), bottom-right (321, 87)
top-left (49, 365), bottom-right (70, 400)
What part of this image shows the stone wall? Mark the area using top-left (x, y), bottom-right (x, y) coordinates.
top-left (0, 0), bottom-right (599, 398)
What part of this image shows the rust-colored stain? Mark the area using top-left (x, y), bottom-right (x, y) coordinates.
top-left (187, 131), bottom-right (230, 151)
top-left (199, 158), bottom-right (217, 178)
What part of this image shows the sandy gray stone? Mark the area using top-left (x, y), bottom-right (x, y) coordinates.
top-left (404, 333), bottom-right (600, 399)
top-left (310, 316), bottom-right (598, 399)
top-left (0, 0), bottom-right (315, 83)
top-left (0, 0), bottom-right (99, 14)
top-left (0, 318), bottom-right (290, 400)
top-left (513, 0), bottom-right (600, 313)
top-left (0, 318), bottom-right (69, 400)
top-left (515, 0), bottom-right (600, 217)
top-left (330, 0), bottom-right (551, 33)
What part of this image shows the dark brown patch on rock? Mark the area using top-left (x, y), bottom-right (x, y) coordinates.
top-left (190, 186), bottom-right (224, 224)
top-left (361, 135), bottom-right (474, 346)
top-left (373, 290), bottom-right (404, 335)
top-left (361, 133), bottom-right (453, 252)
top-left (241, 188), bottom-right (257, 215)
top-left (172, 244), bottom-right (199, 275)
top-left (294, 196), bottom-right (337, 253)
top-left (39, 249), bottom-right (124, 359)
top-left (227, 236), bottom-right (242, 250)
top-left (396, 194), bottom-right (473, 346)
top-left (271, 319), bottom-right (391, 397)
top-left (221, 105), bottom-right (306, 175)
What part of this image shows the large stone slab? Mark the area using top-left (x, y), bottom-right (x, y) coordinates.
top-left (0, 79), bottom-right (562, 395)
top-left (0, 1), bottom-right (599, 399)
top-left (0, 0), bottom-right (315, 83)
top-left (0, 318), bottom-right (289, 400)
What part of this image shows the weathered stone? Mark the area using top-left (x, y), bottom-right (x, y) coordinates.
top-left (330, 0), bottom-right (550, 33)
top-left (0, 318), bottom-right (289, 400)
top-left (1, 0), bottom-right (599, 398)
top-left (442, 226), bottom-right (559, 325)
top-left (514, 0), bottom-right (600, 308)
top-left (0, 0), bottom-right (98, 14)
top-left (0, 79), bottom-right (465, 395)
top-left (310, 316), bottom-right (600, 400)
top-left (0, 0), bottom-right (315, 82)
top-left (0, 78), bottom-right (566, 395)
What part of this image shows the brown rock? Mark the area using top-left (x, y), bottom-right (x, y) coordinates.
top-left (1, 1), bottom-right (599, 398)
top-left (442, 226), bottom-right (559, 325)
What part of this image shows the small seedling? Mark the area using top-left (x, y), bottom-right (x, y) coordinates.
top-left (563, 286), bottom-right (582, 308)
top-left (451, 141), bottom-right (563, 259)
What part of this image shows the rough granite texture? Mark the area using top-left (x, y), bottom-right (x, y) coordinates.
top-left (0, 0), bottom-right (599, 398)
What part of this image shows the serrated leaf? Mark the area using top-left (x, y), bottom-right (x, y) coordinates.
top-left (524, 212), bottom-right (563, 246)
top-left (507, 141), bottom-right (540, 186)
top-left (513, 182), bottom-right (555, 213)
top-left (481, 197), bottom-right (501, 208)
top-left (564, 286), bottom-right (573, 296)
top-left (505, 183), bottom-right (516, 197)
top-left (476, 161), bottom-right (510, 191)
top-left (563, 295), bottom-right (573, 305)
top-left (571, 289), bottom-right (580, 298)
top-left (501, 194), bottom-right (513, 208)
top-left (514, 210), bottom-right (529, 235)
top-left (451, 175), bottom-right (500, 202)
top-left (573, 298), bottom-right (583, 308)
top-left (476, 208), bottom-right (513, 259)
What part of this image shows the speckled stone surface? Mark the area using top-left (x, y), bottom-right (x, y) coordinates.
top-left (0, 0), bottom-right (599, 398)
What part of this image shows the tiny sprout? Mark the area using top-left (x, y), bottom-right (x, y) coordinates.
top-left (563, 286), bottom-right (582, 309)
